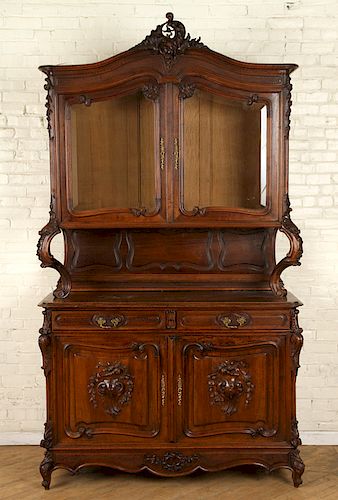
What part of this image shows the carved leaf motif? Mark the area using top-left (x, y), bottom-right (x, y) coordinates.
top-left (135, 12), bottom-right (207, 69)
top-left (88, 362), bottom-right (134, 417)
top-left (144, 451), bottom-right (199, 471)
top-left (178, 82), bottom-right (196, 100)
top-left (142, 82), bottom-right (160, 101)
top-left (208, 360), bottom-right (254, 416)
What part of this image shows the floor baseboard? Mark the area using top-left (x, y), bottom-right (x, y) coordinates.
top-left (0, 431), bottom-right (338, 446)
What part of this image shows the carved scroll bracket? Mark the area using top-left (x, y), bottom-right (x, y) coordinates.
top-left (37, 194), bottom-right (71, 299)
top-left (135, 12), bottom-right (207, 70)
top-left (270, 194), bottom-right (303, 297)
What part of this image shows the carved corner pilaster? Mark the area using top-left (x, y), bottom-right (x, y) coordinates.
top-left (37, 194), bottom-right (71, 298)
top-left (40, 421), bottom-right (54, 489)
top-left (270, 194), bottom-right (303, 296)
top-left (290, 309), bottom-right (304, 375)
top-left (38, 309), bottom-right (52, 377)
top-left (284, 74), bottom-right (292, 139)
top-left (39, 67), bottom-right (55, 140)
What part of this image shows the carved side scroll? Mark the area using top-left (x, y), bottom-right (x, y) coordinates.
top-left (270, 194), bottom-right (303, 297)
top-left (135, 12), bottom-right (207, 69)
top-left (37, 195), bottom-right (71, 298)
top-left (41, 70), bottom-right (54, 140)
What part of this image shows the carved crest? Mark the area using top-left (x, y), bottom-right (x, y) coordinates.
top-left (208, 360), bottom-right (254, 416)
top-left (88, 361), bottom-right (134, 417)
top-left (135, 12), bottom-right (207, 69)
top-left (144, 451), bottom-right (199, 472)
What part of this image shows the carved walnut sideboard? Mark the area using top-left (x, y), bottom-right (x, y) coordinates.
top-left (37, 13), bottom-right (304, 489)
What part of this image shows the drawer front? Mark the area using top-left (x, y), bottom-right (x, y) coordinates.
top-left (52, 310), bottom-right (166, 331)
top-left (177, 310), bottom-right (289, 331)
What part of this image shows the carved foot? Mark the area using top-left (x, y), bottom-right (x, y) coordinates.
top-left (290, 449), bottom-right (304, 487)
top-left (40, 451), bottom-right (54, 490)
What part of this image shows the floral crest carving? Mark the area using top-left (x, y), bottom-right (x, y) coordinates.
top-left (208, 360), bottom-right (254, 416)
top-left (144, 451), bottom-right (199, 472)
top-left (88, 361), bottom-right (134, 417)
top-left (135, 12), bottom-right (207, 69)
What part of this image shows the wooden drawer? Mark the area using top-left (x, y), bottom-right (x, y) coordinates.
top-left (52, 310), bottom-right (166, 331)
top-left (177, 310), bottom-right (289, 330)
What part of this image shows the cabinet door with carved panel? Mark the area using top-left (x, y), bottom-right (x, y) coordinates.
top-left (175, 334), bottom-right (288, 444)
top-left (54, 334), bottom-right (166, 444)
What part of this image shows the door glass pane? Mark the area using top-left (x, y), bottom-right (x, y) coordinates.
top-left (182, 90), bottom-right (267, 210)
top-left (70, 93), bottom-right (157, 212)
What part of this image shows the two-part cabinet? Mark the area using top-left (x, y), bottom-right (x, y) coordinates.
top-left (38, 13), bottom-right (304, 489)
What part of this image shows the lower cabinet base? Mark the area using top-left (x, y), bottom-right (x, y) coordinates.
top-left (40, 446), bottom-right (304, 489)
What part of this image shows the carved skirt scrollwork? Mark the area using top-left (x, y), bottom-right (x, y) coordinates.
top-left (37, 194), bottom-right (71, 298)
top-left (144, 451), bottom-right (199, 472)
top-left (208, 360), bottom-right (254, 416)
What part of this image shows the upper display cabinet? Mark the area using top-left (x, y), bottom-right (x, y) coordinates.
top-left (40, 12), bottom-right (297, 228)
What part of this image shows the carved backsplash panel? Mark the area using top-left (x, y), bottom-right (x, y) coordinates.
top-left (67, 229), bottom-right (274, 283)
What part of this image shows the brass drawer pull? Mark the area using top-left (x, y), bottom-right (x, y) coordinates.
top-left (92, 315), bottom-right (125, 329)
top-left (177, 374), bottom-right (183, 406)
top-left (218, 313), bottom-right (249, 329)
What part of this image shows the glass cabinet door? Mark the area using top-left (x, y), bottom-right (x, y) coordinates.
top-left (67, 89), bottom-right (161, 219)
top-left (177, 87), bottom-right (269, 219)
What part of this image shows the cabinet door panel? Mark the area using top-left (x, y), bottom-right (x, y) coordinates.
top-left (55, 334), bottom-right (164, 444)
top-left (177, 335), bottom-right (285, 442)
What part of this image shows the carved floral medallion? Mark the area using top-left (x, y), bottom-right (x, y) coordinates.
top-left (208, 360), bottom-right (254, 416)
top-left (88, 361), bottom-right (134, 417)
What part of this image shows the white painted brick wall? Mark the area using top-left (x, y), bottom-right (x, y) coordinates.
top-left (0, 0), bottom-right (338, 444)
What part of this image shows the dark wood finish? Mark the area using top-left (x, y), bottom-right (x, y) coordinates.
top-left (38, 13), bottom-right (303, 490)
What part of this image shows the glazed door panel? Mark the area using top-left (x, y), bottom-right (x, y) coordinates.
top-left (55, 334), bottom-right (166, 444)
top-left (175, 334), bottom-right (286, 443)
top-left (61, 82), bottom-right (167, 225)
top-left (173, 82), bottom-right (280, 224)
